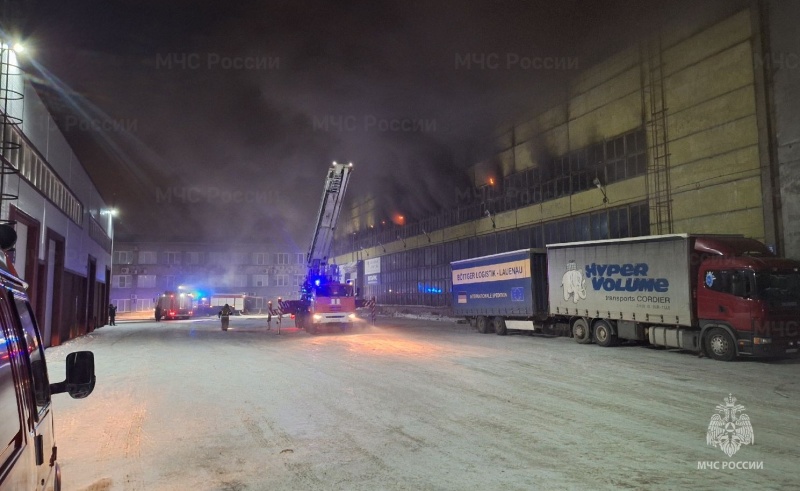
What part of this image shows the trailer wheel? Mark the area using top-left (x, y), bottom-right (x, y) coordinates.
top-left (493, 317), bottom-right (507, 336)
top-left (476, 316), bottom-right (491, 334)
top-left (705, 328), bottom-right (736, 361)
top-left (593, 320), bottom-right (619, 347)
top-left (572, 319), bottom-right (592, 344)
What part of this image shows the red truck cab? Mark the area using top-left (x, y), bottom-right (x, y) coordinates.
top-left (694, 237), bottom-right (800, 360)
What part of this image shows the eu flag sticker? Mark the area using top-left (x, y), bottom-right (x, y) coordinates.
top-left (457, 292), bottom-right (467, 304)
top-left (511, 287), bottom-right (524, 301)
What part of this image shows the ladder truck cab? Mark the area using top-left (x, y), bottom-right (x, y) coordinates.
top-left (292, 162), bottom-right (360, 334)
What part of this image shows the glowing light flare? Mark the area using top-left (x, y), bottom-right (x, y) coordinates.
top-left (391, 214), bottom-right (405, 226)
top-left (308, 335), bottom-right (443, 358)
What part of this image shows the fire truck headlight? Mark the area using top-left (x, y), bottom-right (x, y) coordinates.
top-left (313, 314), bottom-right (322, 320)
top-left (348, 313), bottom-right (356, 320)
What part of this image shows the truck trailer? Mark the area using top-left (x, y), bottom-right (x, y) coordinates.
top-left (451, 234), bottom-right (800, 361)
top-left (210, 294), bottom-right (256, 315)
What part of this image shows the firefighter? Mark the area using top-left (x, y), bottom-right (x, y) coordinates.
top-left (267, 301), bottom-right (273, 330)
top-left (219, 303), bottom-right (233, 331)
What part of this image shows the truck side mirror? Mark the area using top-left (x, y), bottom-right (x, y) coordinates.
top-left (50, 351), bottom-right (96, 399)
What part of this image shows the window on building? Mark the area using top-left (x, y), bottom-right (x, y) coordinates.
top-left (164, 276), bottom-right (176, 289)
top-left (277, 275), bottom-right (289, 286)
top-left (137, 275), bottom-right (156, 288)
top-left (209, 252), bottom-right (230, 264)
top-left (139, 251), bottom-right (157, 264)
top-left (186, 252), bottom-right (201, 265)
top-left (232, 252), bottom-right (248, 264)
top-left (232, 275), bottom-right (247, 287)
top-left (253, 253), bottom-right (268, 265)
top-left (253, 275), bottom-right (269, 287)
top-left (629, 203), bottom-right (650, 237)
top-left (136, 299), bottom-right (154, 312)
top-left (115, 251), bottom-right (133, 264)
top-left (590, 211), bottom-right (609, 240)
top-left (114, 275), bottom-right (132, 288)
top-left (295, 253), bottom-right (305, 264)
top-left (113, 299), bottom-right (131, 312)
top-left (293, 275), bottom-right (304, 286)
top-left (274, 253), bottom-right (290, 265)
top-left (165, 252), bottom-right (181, 265)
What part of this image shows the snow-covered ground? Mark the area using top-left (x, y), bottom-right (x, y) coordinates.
top-left (45, 315), bottom-right (800, 490)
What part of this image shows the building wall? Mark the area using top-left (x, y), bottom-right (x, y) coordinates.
top-left (1, 46), bottom-right (113, 345)
top-left (110, 241), bottom-right (307, 313)
top-left (334, 6), bottom-right (793, 306)
top-left (766, 0), bottom-right (800, 258)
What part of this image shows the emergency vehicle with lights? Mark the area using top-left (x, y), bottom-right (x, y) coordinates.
top-left (0, 224), bottom-right (96, 490)
top-left (155, 290), bottom-right (194, 320)
top-left (288, 162), bottom-right (360, 334)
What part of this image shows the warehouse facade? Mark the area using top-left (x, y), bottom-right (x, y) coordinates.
top-left (332, 3), bottom-right (800, 307)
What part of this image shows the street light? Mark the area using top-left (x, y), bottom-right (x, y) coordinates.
top-left (593, 177), bottom-right (609, 204)
top-left (100, 207), bottom-right (118, 274)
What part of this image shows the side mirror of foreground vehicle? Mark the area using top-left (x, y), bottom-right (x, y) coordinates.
top-left (50, 351), bottom-right (96, 399)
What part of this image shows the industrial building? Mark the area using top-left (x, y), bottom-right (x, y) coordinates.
top-left (0, 42), bottom-right (114, 345)
top-left (333, 3), bottom-right (800, 308)
top-left (109, 240), bottom-right (308, 313)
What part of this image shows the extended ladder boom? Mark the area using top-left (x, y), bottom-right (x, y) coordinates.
top-left (306, 162), bottom-right (353, 277)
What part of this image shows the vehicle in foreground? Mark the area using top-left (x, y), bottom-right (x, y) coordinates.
top-left (0, 224), bottom-right (96, 490)
top-left (451, 234), bottom-right (800, 361)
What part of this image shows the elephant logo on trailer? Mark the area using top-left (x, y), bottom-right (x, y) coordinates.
top-left (561, 260), bottom-right (586, 304)
top-left (706, 394), bottom-right (754, 457)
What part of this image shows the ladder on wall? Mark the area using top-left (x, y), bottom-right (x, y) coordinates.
top-left (642, 35), bottom-right (673, 234)
top-left (0, 42), bottom-right (22, 226)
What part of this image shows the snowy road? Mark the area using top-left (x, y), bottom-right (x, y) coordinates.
top-left (45, 315), bottom-right (800, 491)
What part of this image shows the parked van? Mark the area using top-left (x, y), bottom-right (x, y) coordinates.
top-left (0, 224), bottom-right (96, 490)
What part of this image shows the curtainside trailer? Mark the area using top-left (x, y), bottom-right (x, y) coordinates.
top-left (452, 234), bottom-right (800, 361)
top-left (451, 249), bottom-right (549, 335)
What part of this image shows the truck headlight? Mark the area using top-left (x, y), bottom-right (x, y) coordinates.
top-left (348, 313), bottom-right (356, 319)
top-left (313, 314), bottom-right (322, 320)
top-left (753, 337), bottom-right (772, 345)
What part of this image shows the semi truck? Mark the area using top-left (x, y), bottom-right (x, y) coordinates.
top-left (451, 234), bottom-right (800, 361)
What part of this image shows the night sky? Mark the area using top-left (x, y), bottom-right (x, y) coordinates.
top-left (9, 0), bottom-right (739, 247)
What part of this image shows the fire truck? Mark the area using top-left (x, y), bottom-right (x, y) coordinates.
top-left (156, 291), bottom-right (194, 320)
top-left (288, 162), bottom-right (359, 334)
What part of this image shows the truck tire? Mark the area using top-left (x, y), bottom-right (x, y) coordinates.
top-left (476, 316), bottom-right (491, 334)
top-left (493, 317), bottom-right (507, 336)
top-left (592, 320), bottom-right (619, 347)
top-left (572, 318), bottom-right (592, 344)
top-left (705, 327), bottom-right (736, 361)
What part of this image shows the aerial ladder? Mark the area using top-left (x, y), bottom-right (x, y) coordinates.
top-left (284, 162), bottom-right (357, 333)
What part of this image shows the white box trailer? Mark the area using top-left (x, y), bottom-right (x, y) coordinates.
top-left (211, 294), bottom-right (245, 314)
top-left (546, 235), bottom-right (694, 327)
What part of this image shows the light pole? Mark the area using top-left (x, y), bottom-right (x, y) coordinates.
top-left (100, 208), bottom-right (118, 304)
